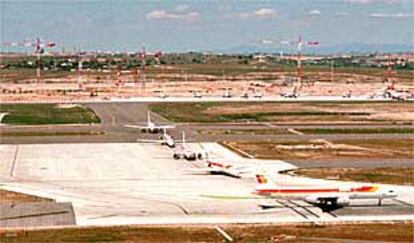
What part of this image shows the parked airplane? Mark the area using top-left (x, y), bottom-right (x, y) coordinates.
top-left (173, 132), bottom-right (207, 160)
top-left (185, 154), bottom-right (297, 178)
top-left (254, 174), bottom-right (397, 212)
top-left (137, 128), bottom-right (176, 148)
top-left (279, 87), bottom-right (299, 98)
top-left (222, 88), bottom-right (232, 98)
top-left (191, 90), bottom-right (203, 98)
top-left (124, 111), bottom-right (174, 133)
top-left (386, 89), bottom-right (413, 101)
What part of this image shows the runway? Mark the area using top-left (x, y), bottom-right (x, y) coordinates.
top-left (0, 95), bottom-right (404, 105)
top-left (0, 142), bottom-right (413, 226)
top-left (1, 102), bottom-right (412, 169)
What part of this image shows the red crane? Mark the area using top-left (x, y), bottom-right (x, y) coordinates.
top-left (4, 38), bottom-right (56, 84)
top-left (385, 54), bottom-right (395, 90)
top-left (282, 35), bottom-right (319, 84)
top-left (137, 46), bottom-right (163, 94)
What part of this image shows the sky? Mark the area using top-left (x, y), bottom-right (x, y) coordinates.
top-left (1, 0), bottom-right (413, 52)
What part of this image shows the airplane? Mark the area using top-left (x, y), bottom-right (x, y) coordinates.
top-left (386, 89), bottom-right (413, 101)
top-left (254, 174), bottom-right (398, 212)
top-left (253, 91), bottom-right (263, 98)
top-left (173, 132), bottom-right (207, 160)
top-left (222, 88), bottom-right (232, 98)
top-left (342, 90), bottom-right (352, 98)
top-left (184, 156), bottom-right (296, 179)
top-left (190, 90), bottom-right (202, 98)
top-left (196, 160), bottom-right (252, 178)
top-left (279, 87), bottom-right (299, 98)
top-left (241, 92), bottom-right (249, 99)
top-left (194, 91), bottom-right (203, 98)
top-left (124, 111), bottom-right (174, 133)
top-left (369, 88), bottom-right (412, 101)
top-left (136, 128), bottom-right (176, 148)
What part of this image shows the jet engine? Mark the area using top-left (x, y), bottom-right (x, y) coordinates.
top-left (335, 196), bottom-right (351, 206)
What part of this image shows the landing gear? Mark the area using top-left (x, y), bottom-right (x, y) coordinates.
top-left (378, 198), bottom-right (382, 206)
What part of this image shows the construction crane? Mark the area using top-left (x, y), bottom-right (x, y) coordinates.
top-left (385, 54), bottom-right (395, 90)
top-left (4, 37), bottom-right (56, 84)
top-left (281, 35), bottom-right (319, 84)
top-left (261, 35), bottom-right (318, 96)
top-left (137, 46), bottom-right (163, 94)
top-left (76, 49), bottom-right (89, 90)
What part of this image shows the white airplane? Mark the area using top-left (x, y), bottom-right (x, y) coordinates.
top-left (173, 132), bottom-right (207, 160)
top-left (254, 174), bottom-right (398, 212)
top-left (369, 88), bottom-right (412, 101)
top-left (279, 86), bottom-right (299, 98)
top-left (189, 160), bottom-right (251, 178)
top-left (137, 128), bottom-right (176, 148)
top-left (241, 92), bottom-right (249, 99)
top-left (124, 111), bottom-right (174, 133)
top-left (222, 89), bottom-right (232, 98)
top-left (387, 90), bottom-right (413, 101)
top-left (185, 158), bottom-right (296, 179)
top-left (342, 90), bottom-right (352, 98)
top-left (253, 91), bottom-right (263, 98)
top-left (194, 91), bottom-right (202, 98)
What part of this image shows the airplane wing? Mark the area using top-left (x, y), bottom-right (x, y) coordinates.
top-left (183, 165), bottom-right (250, 178)
top-left (124, 125), bottom-right (149, 129)
top-left (156, 125), bottom-right (175, 129)
top-left (182, 168), bottom-right (241, 178)
top-left (136, 139), bottom-right (160, 143)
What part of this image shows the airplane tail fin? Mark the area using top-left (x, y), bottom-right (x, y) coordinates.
top-left (254, 173), bottom-right (275, 193)
top-left (182, 131), bottom-right (186, 145)
top-left (255, 174), bottom-right (269, 185)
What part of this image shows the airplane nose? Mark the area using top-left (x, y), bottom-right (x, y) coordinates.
top-left (385, 190), bottom-right (398, 198)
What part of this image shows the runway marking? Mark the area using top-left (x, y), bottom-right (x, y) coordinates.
top-left (214, 226), bottom-right (234, 242)
top-left (224, 143), bottom-right (255, 159)
top-left (0, 210), bottom-right (71, 221)
top-left (10, 145), bottom-right (19, 178)
top-left (276, 200), bottom-right (310, 219)
top-left (392, 198), bottom-right (413, 207)
top-left (288, 200), bottom-right (321, 218)
top-left (263, 122), bottom-right (278, 128)
top-left (326, 211), bottom-right (338, 218)
top-left (87, 214), bottom-right (118, 220)
top-left (287, 128), bottom-right (304, 136)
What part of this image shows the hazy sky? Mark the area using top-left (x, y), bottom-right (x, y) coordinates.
top-left (1, 0), bottom-right (413, 52)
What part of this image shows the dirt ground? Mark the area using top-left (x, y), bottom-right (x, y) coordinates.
top-left (0, 189), bottom-right (51, 203)
top-left (222, 139), bottom-right (413, 161)
top-left (1, 65), bottom-right (413, 102)
top-left (290, 167), bottom-right (414, 185)
top-left (150, 102), bottom-right (414, 124)
top-left (0, 223), bottom-right (412, 242)
top-left (205, 102), bottom-right (414, 122)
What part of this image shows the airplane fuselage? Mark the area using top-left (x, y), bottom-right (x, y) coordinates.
top-left (256, 185), bottom-right (397, 207)
top-left (160, 134), bottom-right (175, 148)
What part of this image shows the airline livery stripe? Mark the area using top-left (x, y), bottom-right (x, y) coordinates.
top-left (257, 186), bottom-right (378, 194)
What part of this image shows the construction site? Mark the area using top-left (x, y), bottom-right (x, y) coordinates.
top-left (1, 1), bottom-right (414, 242)
top-left (1, 36), bottom-right (413, 103)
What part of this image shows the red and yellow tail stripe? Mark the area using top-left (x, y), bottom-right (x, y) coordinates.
top-left (256, 174), bottom-right (268, 184)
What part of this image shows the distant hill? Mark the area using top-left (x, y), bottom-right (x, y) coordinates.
top-left (216, 43), bottom-right (413, 55)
